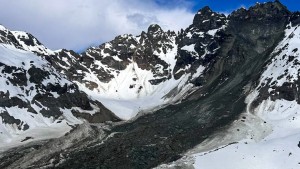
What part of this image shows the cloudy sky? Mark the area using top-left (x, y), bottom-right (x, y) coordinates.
top-left (0, 0), bottom-right (298, 51)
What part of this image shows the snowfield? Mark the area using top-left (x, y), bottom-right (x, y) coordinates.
top-left (0, 121), bottom-right (72, 153)
top-left (0, 25), bottom-right (208, 150)
top-left (156, 98), bottom-right (300, 169)
top-left (191, 99), bottom-right (300, 169)
top-left (76, 36), bottom-right (206, 120)
top-left (0, 44), bottom-right (83, 151)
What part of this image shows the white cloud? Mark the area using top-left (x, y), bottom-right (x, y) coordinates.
top-left (0, 0), bottom-right (194, 50)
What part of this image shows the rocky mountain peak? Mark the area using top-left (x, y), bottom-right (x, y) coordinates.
top-left (147, 24), bottom-right (163, 35)
top-left (13, 31), bottom-right (42, 47)
top-left (250, 0), bottom-right (290, 15)
top-left (197, 6), bottom-right (212, 15)
top-left (230, 0), bottom-right (290, 21)
top-left (0, 25), bottom-right (22, 49)
top-left (290, 11), bottom-right (300, 26)
top-left (192, 6), bottom-right (226, 31)
top-left (147, 24), bottom-right (165, 41)
top-left (11, 31), bottom-right (54, 56)
top-left (0, 25), bottom-right (54, 56)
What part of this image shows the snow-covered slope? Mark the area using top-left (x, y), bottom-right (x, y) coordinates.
top-left (157, 99), bottom-right (300, 169)
top-left (0, 25), bottom-right (23, 49)
top-left (11, 31), bottom-right (54, 56)
top-left (2, 11), bottom-right (227, 120)
top-left (0, 44), bottom-right (119, 150)
top-left (166, 99), bottom-right (300, 169)
top-left (52, 10), bottom-right (227, 120)
top-left (76, 36), bottom-right (199, 119)
top-left (0, 25), bottom-right (54, 56)
top-left (0, 21), bottom-right (219, 148)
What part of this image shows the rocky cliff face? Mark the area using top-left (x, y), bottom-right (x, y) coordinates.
top-left (0, 1), bottom-right (300, 169)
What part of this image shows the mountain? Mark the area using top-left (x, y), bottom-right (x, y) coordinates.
top-left (50, 23), bottom-right (213, 120)
top-left (0, 25), bottom-right (120, 150)
top-left (0, 1), bottom-right (300, 169)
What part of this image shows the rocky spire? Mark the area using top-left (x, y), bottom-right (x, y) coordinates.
top-left (192, 6), bottom-right (226, 31)
top-left (147, 24), bottom-right (163, 36)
